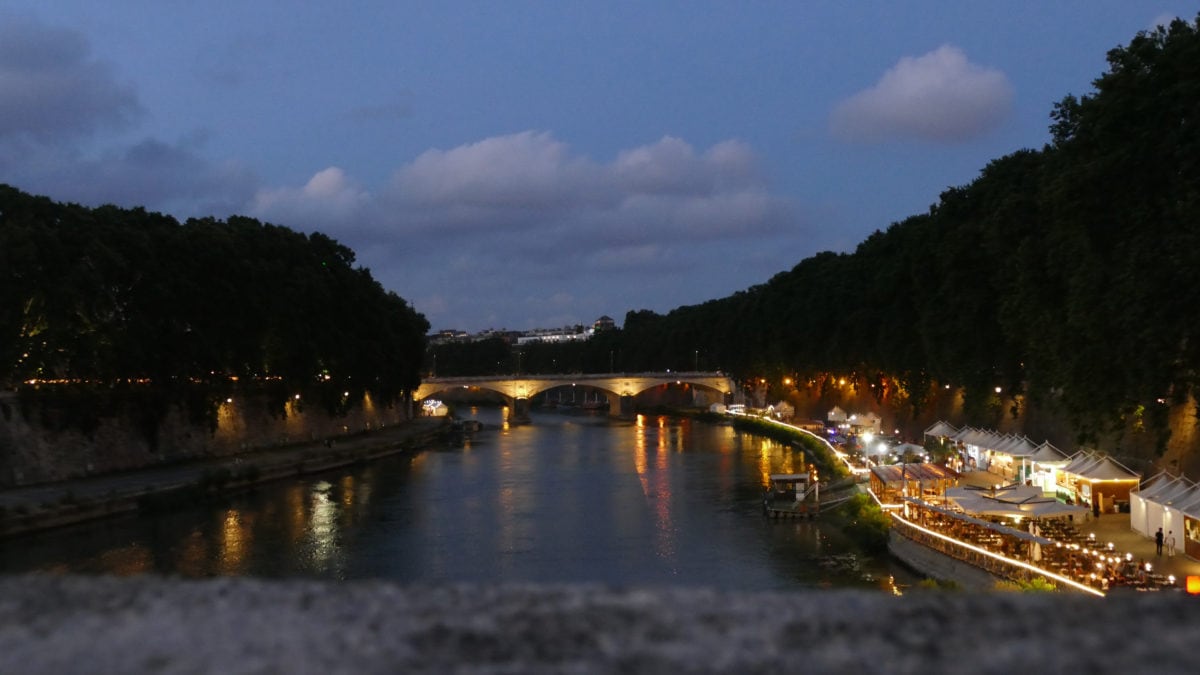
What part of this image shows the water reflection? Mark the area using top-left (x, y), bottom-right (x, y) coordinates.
top-left (306, 480), bottom-right (340, 575)
top-left (219, 509), bottom-right (247, 575)
top-left (0, 409), bottom-right (919, 592)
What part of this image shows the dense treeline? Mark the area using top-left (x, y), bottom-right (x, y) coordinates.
top-left (0, 186), bottom-right (429, 420)
top-left (433, 17), bottom-right (1200, 448)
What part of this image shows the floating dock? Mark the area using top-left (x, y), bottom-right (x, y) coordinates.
top-left (762, 473), bottom-right (821, 519)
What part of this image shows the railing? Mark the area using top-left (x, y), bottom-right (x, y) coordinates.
top-left (888, 512), bottom-right (1106, 596)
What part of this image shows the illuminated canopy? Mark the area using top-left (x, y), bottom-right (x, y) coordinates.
top-left (944, 485), bottom-right (1090, 520)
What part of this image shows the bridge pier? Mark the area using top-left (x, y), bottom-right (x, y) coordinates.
top-left (609, 395), bottom-right (635, 418)
top-left (510, 397), bottom-right (531, 423)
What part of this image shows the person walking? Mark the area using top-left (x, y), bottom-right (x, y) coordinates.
top-left (1167, 530), bottom-right (1176, 557)
top-left (1155, 527), bottom-right (1164, 556)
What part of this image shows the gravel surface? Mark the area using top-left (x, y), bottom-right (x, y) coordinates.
top-left (0, 575), bottom-right (1196, 673)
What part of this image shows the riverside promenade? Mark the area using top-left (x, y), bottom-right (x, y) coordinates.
top-left (0, 417), bottom-right (446, 537)
top-left (962, 470), bottom-right (1200, 583)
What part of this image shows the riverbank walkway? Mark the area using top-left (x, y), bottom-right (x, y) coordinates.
top-left (962, 469), bottom-right (1200, 582)
top-left (0, 417), bottom-right (446, 536)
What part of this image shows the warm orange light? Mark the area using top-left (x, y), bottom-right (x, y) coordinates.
top-left (1188, 576), bottom-right (1200, 594)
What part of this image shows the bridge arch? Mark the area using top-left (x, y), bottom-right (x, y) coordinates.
top-left (414, 372), bottom-right (734, 417)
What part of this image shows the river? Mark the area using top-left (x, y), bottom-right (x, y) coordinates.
top-left (0, 408), bottom-right (918, 591)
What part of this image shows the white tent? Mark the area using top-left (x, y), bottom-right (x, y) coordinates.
top-left (1137, 475), bottom-right (1195, 538)
top-left (1027, 442), bottom-right (1069, 465)
top-left (1131, 472), bottom-right (1175, 536)
top-left (1073, 455), bottom-right (1140, 482)
top-left (923, 420), bottom-right (958, 438)
top-left (891, 442), bottom-right (926, 456)
top-left (1163, 484), bottom-right (1200, 542)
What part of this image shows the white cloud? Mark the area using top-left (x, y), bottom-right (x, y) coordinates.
top-left (251, 167), bottom-right (369, 225)
top-left (830, 45), bottom-right (1014, 143)
top-left (392, 130), bottom-right (602, 210)
top-left (1149, 13), bottom-right (1180, 31)
top-left (246, 131), bottom-right (800, 330)
top-left (375, 131), bottom-right (787, 241)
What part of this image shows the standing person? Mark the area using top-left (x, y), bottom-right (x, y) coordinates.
top-left (1167, 531), bottom-right (1176, 557)
top-left (1155, 527), bottom-right (1164, 556)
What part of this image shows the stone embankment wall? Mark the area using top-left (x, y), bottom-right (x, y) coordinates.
top-left (887, 529), bottom-right (1000, 591)
top-left (0, 390), bottom-right (412, 487)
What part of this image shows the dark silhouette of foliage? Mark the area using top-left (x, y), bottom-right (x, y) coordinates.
top-left (0, 188), bottom-right (429, 428)
top-left (430, 17), bottom-right (1200, 451)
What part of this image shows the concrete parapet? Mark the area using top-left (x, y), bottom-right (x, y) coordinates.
top-left (889, 529), bottom-right (1001, 591)
top-left (0, 576), bottom-right (1196, 673)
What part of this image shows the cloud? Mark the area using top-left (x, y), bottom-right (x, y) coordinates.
top-left (251, 167), bottom-right (369, 226)
top-left (0, 13), bottom-right (257, 218)
top-left (0, 12), bottom-right (141, 143)
top-left (7, 135), bottom-right (258, 219)
top-left (251, 131), bottom-right (796, 266)
top-left (1149, 13), bottom-right (1180, 31)
top-left (249, 131), bottom-right (800, 329)
top-left (391, 131), bottom-right (603, 212)
top-left (830, 45), bottom-right (1014, 143)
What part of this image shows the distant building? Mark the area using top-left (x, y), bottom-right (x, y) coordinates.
top-left (767, 401), bottom-right (794, 421)
top-left (431, 316), bottom-right (616, 347)
top-left (475, 329), bottom-right (522, 344)
top-left (427, 329), bottom-right (470, 345)
top-left (516, 325), bottom-right (593, 346)
top-left (593, 315), bottom-right (616, 331)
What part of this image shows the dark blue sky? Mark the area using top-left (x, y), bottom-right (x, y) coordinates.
top-left (1, 2), bottom-right (1190, 331)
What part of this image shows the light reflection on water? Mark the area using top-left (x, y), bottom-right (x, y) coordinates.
top-left (0, 409), bottom-right (918, 592)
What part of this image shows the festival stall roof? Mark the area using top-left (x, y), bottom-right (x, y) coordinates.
top-left (872, 463), bottom-right (959, 484)
top-left (1143, 476), bottom-right (1196, 503)
top-left (1027, 442), bottom-right (1070, 465)
top-left (1069, 455), bottom-right (1140, 482)
top-left (981, 432), bottom-right (1010, 451)
top-left (999, 436), bottom-right (1040, 458)
top-left (1168, 484), bottom-right (1200, 514)
top-left (1175, 486), bottom-right (1200, 519)
top-left (988, 432), bottom-right (1017, 449)
top-left (891, 442), bottom-right (927, 455)
top-left (944, 485), bottom-right (1090, 520)
top-left (951, 426), bottom-right (982, 443)
top-left (1061, 451), bottom-right (1104, 476)
top-left (1138, 474), bottom-right (1190, 501)
top-left (905, 498), bottom-right (1057, 544)
top-left (923, 421), bottom-right (959, 437)
top-left (1137, 470), bottom-right (1174, 492)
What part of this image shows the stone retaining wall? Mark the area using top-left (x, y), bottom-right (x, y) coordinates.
top-left (0, 389), bottom-right (411, 487)
top-left (0, 576), bottom-right (1195, 673)
top-left (888, 529), bottom-right (1001, 591)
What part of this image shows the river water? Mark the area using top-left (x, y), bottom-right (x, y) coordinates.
top-left (0, 408), bottom-right (917, 591)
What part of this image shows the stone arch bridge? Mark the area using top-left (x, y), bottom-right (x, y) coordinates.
top-left (415, 372), bottom-right (735, 418)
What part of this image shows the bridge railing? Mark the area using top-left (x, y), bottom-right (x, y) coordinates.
top-left (423, 371), bottom-right (727, 382)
